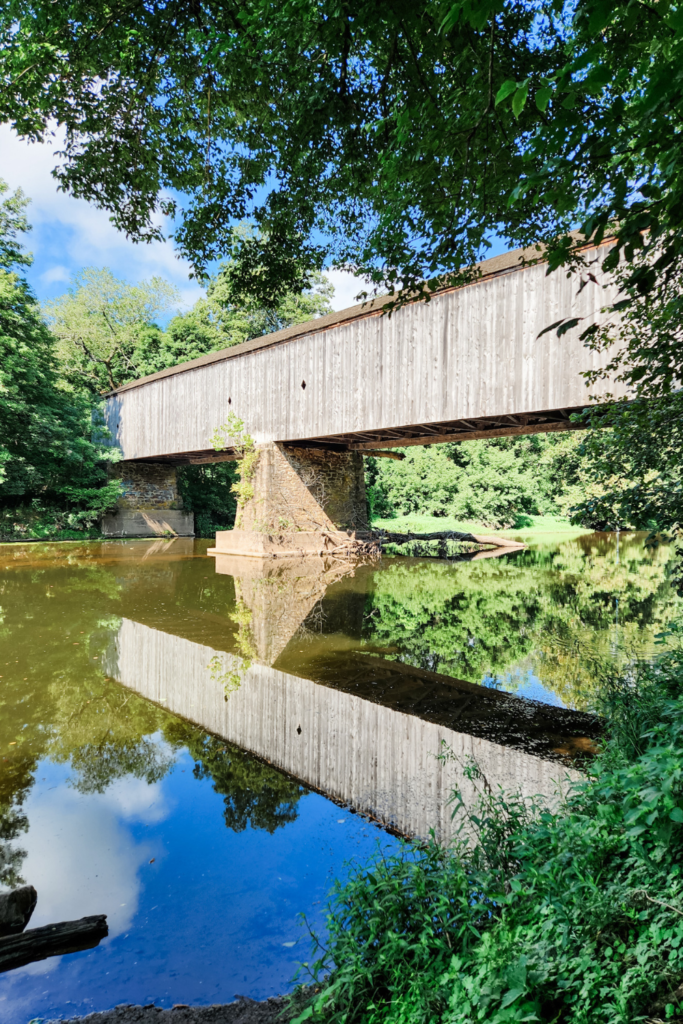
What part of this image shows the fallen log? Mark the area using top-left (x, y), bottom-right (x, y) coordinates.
top-left (0, 914), bottom-right (108, 973)
top-left (376, 529), bottom-right (526, 550)
top-left (360, 449), bottom-right (406, 461)
top-left (0, 885), bottom-right (37, 936)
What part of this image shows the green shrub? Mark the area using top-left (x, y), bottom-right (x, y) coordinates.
top-left (365, 435), bottom-right (586, 530)
top-left (177, 461), bottom-right (238, 537)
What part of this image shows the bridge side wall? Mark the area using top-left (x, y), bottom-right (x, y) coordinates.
top-left (106, 245), bottom-right (625, 461)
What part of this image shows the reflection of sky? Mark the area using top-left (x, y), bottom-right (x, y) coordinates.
top-left (0, 751), bottom-right (398, 1024)
top-left (481, 669), bottom-right (567, 708)
top-left (16, 763), bottom-right (168, 948)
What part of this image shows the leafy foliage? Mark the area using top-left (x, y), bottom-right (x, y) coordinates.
top-left (211, 412), bottom-right (259, 523)
top-left (177, 461), bottom-right (238, 537)
top-left (0, 0), bottom-right (543, 290)
top-left (570, 396), bottom-right (683, 536)
top-left (367, 435), bottom-right (589, 529)
top-left (44, 267), bottom-right (178, 394)
top-left (297, 641), bottom-right (683, 1024)
top-left (3, 0), bottom-right (682, 308)
top-left (0, 180), bottom-right (120, 538)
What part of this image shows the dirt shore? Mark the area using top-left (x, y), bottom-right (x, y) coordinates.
top-left (46, 996), bottom-right (294, 1024)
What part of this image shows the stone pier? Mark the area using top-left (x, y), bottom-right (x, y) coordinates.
top-left (209, 442), bottom-right (374, 558)
top-left (101, 462), bottom-right (194, 538)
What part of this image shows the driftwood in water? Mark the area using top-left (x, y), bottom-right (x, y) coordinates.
top-left (0, 914), bottom-right (108, 973)
top-left (0, 885), bottom-right (37, 936)
top-left (377, 529), bottom-right (526, 550)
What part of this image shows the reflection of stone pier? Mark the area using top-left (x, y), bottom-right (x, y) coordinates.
top-left (213, 554), bottom-right (359, 663)
top-left (108, 616), bottom-right (587, 843)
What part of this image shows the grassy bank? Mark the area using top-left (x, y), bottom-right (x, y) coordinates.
top-left (372, 513), bottom-right (593, 544)
top-left (294, 636), bottom-right (683, 1024)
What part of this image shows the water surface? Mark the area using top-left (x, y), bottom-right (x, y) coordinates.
top-left (0, 532), bottom-right (677, 1021)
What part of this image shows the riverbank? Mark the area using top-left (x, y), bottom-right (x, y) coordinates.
top-left (292, 640), bottom-right (683, 1024)
top-left (50, 996), bottom-right (290, 1024)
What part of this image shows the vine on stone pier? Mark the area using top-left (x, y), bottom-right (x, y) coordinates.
top-left (211, 412), bottom-right (259, 526)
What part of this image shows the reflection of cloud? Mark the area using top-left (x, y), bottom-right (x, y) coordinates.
top-left (12, 771), bottom-right (170, 975)
top-left (97, 774), bottom-right (172, 824)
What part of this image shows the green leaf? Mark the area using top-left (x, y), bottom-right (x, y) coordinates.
top-left (556, 317), bottom-right (581, 337)
top-left (291, 1007), bottom-right (314, 1024)
top-left (495, 80), bottom-right (517, 106)
top-left (670, 807), bottom-right (683, 823)
top-left (500, 987), bottom-right (525, 1009)
top-left (512, 83), bottom-right (529, 118)
top-left (535, 86), bottom-right (553, 112)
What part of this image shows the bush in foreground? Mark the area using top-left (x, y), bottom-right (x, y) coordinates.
top-left (296, 638), bottom-right (683, 1024)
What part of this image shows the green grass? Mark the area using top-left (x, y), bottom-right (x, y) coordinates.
top-left (371, 512), bottom-right (592, 541)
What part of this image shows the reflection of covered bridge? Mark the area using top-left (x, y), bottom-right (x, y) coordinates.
top-left (102, 242), bottom-right (624, 539)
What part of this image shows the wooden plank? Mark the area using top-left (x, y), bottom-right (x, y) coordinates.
top-left (0, 915), bottom-right (108, 973)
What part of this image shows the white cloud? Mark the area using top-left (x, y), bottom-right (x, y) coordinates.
top-left (0, 126), bottom-right (203, 310)
top-left (40, 265), bottom-right (71, 285)
top-left (324, 268), bottom-right (375, 312)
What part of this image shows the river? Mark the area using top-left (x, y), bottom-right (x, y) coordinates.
top-left (0, 531), bottom-right (678, 1021)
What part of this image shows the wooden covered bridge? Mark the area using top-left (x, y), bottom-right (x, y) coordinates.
top-left (102, 241), bottom-right (624, 544)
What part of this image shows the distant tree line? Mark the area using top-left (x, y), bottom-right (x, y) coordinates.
top-left (0, 182), bottom-right (334, 540)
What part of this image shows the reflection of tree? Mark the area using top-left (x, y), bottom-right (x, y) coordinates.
top-left (0, 543), bottom-right (307, 856)
top-left (0, 805), bottom-right (28, 889)
top-left (364, 559), bottom-right (541, 680)
top-left (363, 534), bottom-right (682, 710)
top-left (46, 678), bottom-right (174, 793)
top-left (164, 722), bottom-right (307, 833)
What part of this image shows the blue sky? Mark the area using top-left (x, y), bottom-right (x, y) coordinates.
top-left (0, 125), bottom-right (371, 316)
top-left (1, 124), bottom-right (511, 318)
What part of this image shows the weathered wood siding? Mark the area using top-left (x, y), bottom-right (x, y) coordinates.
top-left (105, 245), bottom-right (624, 460)
top-left (108, 619), bottom-right (578, 842)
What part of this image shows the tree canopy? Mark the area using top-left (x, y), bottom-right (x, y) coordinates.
top-left (44, 267), bottom-right (178, 393)
top-left (0, 180), bottom-right (119, 532)
top-left (2, 0), bottom-right (682, 302)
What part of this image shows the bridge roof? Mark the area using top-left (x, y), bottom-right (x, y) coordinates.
top-left (107, 241), bottom-right (550, 397)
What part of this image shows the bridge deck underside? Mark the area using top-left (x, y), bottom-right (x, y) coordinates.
top-left (132, 405), bottom-right (587, 465)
